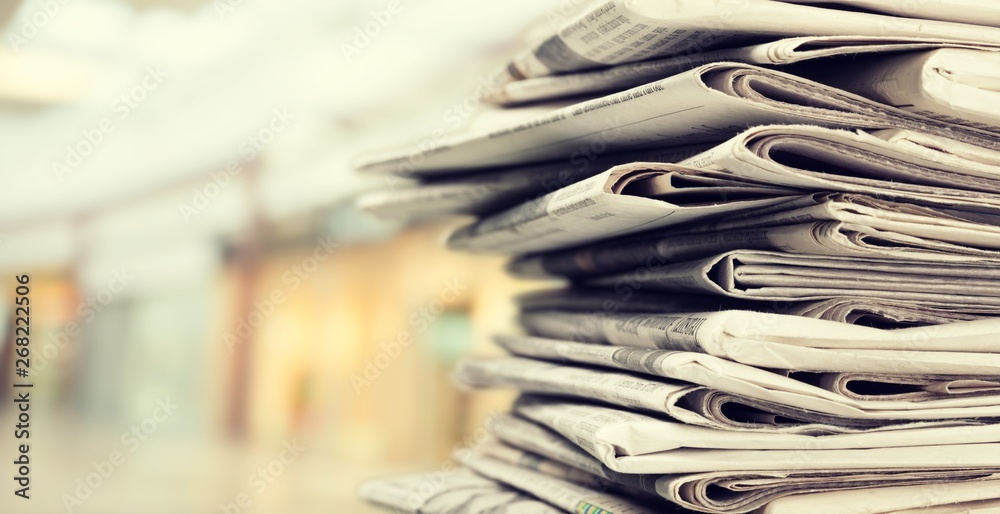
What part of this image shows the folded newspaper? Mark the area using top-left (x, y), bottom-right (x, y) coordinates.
top-left (465, 348), bottom-right (1000, 419)
top-left (487, 415), bottom-right (1000, 514)
top-left (509, 396), bottom-right (1000, 474)
top-left (488, 37), bottom-right (1000, 107)
top-left (457, 451), bottom-right (663, 513)
top-left (784, 297), bottom-right (996, 327)
top-left (356, 145), bottom-right (711, 221)
top-left (361, 121), bottom-right (1000, 225)
top-left (500, 0), bottom-right (1000, 80)
top-left (791, 48), bottom-right (1000, 131)
top-left (582, 250), bottom-right (1000, 309)
top-left (474, 442), bottom-right (664, 505)
top-left (445, 164), bottom-right (795, 254)
top-left (356, 63), bottom-right (1000, 176)
top-left (509, 192), bottom-right (1000, 280)
top-left (514, 288), bottom-right (996, 327)
top-left (775, 0), bottom-right (1000, 28)
top-left (358, 469), bottom-right (565, 514)
top-left (757, 479), bottom-right (1000, 514)
top-left (455, 356), bottom-right (1000, 431)
top-left (518, 305), bottom-right (1000, 374)
top-left (446, 124), bottom-right (1000, 254)
top-left (679, 125), bottom-right (1000, 211)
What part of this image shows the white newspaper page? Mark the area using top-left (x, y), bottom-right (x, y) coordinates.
top-left (784, 298), bottom-right (996, 326)
top-left (490, 414), bottom-right (613, 479)
top-left (685, 191), bottom-right (1000, 241)
top-left (761, 478), bottom-right (1000, 514)
top-left (816, 372), bottom-right (1000, 402)
top-left (775, 0), bottom-right (1000, 27)
top-left (453, 357), bottom-right (710, 424)
top-left (358, 469), bottom-right (564, 514)
top-left (589, 250), bottom-right (1000, 307)
top-left (875, 128), bottom-right (1000, 167)
top-left (476, 442), bottom-right (659, 501)
top-left (356, 145), bottom-right (711, 220)
top-left (794, 49), bottom-right (1000, 130)
top-left (682, 125), bottom-right (1000, 213)
top-left (513, 397), bottom-right (1000, 454)
top-left (459, 453), bottom-right (661, 514)
top-left (521, 296), bottom-right (1000, 352)
top-left (512, 288), bottom-right (996, 327)
top-left (519, 304), bottom-right (1000, 374)
top-left (356, 64), bottom-right (999, 176)
top-left (492, 335), bottom-right (1000, 420)
top-left (663, 469), bottom-right (1000, 514)
top-left (458, 356), bottom-right (1000, 429)
top-left (490, 414), bottom-right (1000, 514)
top-left (478, 442), bottom-right (605, 488)
top-left (445, 164), bottom-right (793, 254)
top-left (509, 219), bottom-right (1000, 283)
top-left (520, 221), bottom-right (1000, 277)
top-left (503, 0), bottom-right (1000, 79)
top-left (490, 37), bottom-right (1000, 106)
top-left (514, 397), bottom-right (1000, 474)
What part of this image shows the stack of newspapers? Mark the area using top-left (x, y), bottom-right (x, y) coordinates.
top-left (356, 1), bottom-right (1000, 512)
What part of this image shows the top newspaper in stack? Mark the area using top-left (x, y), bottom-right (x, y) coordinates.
top-left (353, 0), bottom-right (1000, 180)
top-left (499, 0), bottom-right (1000, 80)
top-left (486, 38), bottom-right (1000, 110)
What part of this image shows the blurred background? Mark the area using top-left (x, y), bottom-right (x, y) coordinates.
top-left (0, 0), bottom-right (566, 511)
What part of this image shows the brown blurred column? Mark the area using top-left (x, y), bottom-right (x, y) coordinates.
top-left (226, 165), bottom-right (264, 439)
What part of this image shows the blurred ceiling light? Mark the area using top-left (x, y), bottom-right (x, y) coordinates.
top-left (120, 0), bottom-right (210, 11)
top-left (0, 48), bottom-right (103, 104)
top-left (0, 221), bottom-right (75, 271)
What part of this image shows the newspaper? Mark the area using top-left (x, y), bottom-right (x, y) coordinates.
top-left (512, 396), bottom-right (1000, 474)
top-left (358, 468), bottom-right (564, 514)
top-left (514, 288), bottom-right (996, 327)
top-left (682, 189), bottom-right (1000, 241)
top-left (792, 49), bottom-right (1000, 131)
top-left (475, 442), bottom-right (668, 505)
top-left (356, 145), bottom-right (711, 221)
top-left (878, 128), bottom-right (1000, 166)
top-left (477, 441), bottom-right (623, 494)
top-left (507, 192), bottom-right (1000, 281)
top-left (783, 297), bottom-right (996, 326)
top-left (355, 63), bottom-right (1000, 176)
top-left (464, 347), bottom-right (1000, 421)
top-left (445, 164), bottom-right (794, 254)
top-left (517, 304), bottom-right (1000, 374)
top-left (774, 0), bottom-right (1000, 27)
top-left (496, 336), bottom-right (998, 412)
top-left (487, 37), bottom-right (1000, 106)
top-left (500, 0), bottom-right (1000, 80)
top-left (681, 125), bottom-right (1000, 212)
top-left (487, 417), bottom-right (1000, 514)
top-left (815, 372), bottom-right (1000, 402)
top-left (457, 452), bottom-right (662, 514)
top-left (584, 250), bottom-right (1000, 310)
top-left (455, 355), bottom-right (1000, 431)
top-left (490, 414), bottom-right (615, 479)
top-left (760, 478), bottom-right (1000, 514)
top-left (446, 123), bottom-right (1000, 254)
